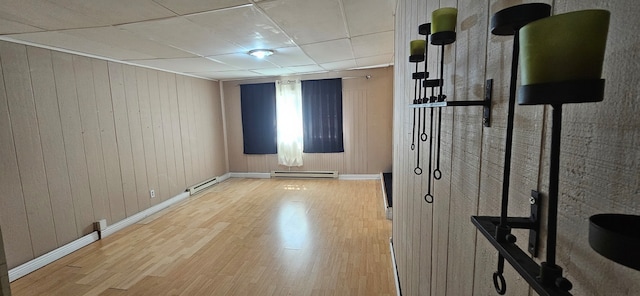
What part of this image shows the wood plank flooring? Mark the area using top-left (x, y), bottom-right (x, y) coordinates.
top-left (10, 178), bottom-right (395, 296)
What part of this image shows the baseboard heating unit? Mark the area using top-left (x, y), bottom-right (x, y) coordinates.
top-left (187, 177), bottom-right (218, 195)
top-left (270, 170), bottom-right (338, 179)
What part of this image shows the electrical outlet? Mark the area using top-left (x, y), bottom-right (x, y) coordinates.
top-left (150, 189), bottom-right (156, 198)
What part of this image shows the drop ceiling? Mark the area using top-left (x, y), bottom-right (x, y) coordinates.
top-left (0, 0), bottom-right (397, 80)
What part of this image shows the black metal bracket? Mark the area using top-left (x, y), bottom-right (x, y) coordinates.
top-left (472, 190), bottom-right (541, 256)
top-left (528, 190), bottom-right (541, 256)
top-left (409, 79), bottom-right (492, 127)
top-left (471, 215), bottom-right (572, 296)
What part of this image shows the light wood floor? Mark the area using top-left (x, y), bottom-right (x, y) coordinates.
top-left (10, 178), bottom-right (395, 296)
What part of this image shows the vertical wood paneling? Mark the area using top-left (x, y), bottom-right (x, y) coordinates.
top-left (193, 79), bottom-right (208, 178)
top-left (159, 72), bottom-right (178, 197)
top-left (1, 42), bottom-right (58, 256)
top-left (92, 59), bottom-right (126, 224)
top-left (210, 82), bottom-right (227, 176)
top-left (223, 67), bottom-right (393, 174)
top-left (185, 78), bottom-right (202, 183)
top-left (149, 71), bottom-right (169, 201)
top-left (167, 73), bottom-right (187, 190)
top-left (177, 75), bottom-right (194, 185)
top-left (394, 1), bottom-right (640, 296)
top-left (137, 68), bottom-right (159, 207)
top-left (0, 227), bottom-right (9, 296)
top-left (204, 80), bottom-right (216, 177)
top-left (365, 76), bottom-right (393, 173)
top-left (28, 47), bottom-right (78, 245)
top-left (108, 62), bottom-right (138, 218)
top-left (0, 41), bottom-right (226, 269)
top-left (0, 46), bottom-right (33, 267)
top-left (123, 65), bottom-right (146, 212)
top-left (51, 51), bottom-right (95, 235)
top-left (73, 55), bottom-right (110, 225)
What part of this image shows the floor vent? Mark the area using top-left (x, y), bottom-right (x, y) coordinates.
top-left (270, 170), bottom-right (338, 179)
top-left (187, 177), bottom-right (218, 195)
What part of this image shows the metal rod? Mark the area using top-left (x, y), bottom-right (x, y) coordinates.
top-left (411, 63), bottom-right (419, 150)
top-left (421, 108), bottom-right (428, 141)
top-left (415, 106), bottom-right (422, 175)
top-left (547, 104), bottom-right (562, 266)
top-left (439, 44), bottom-right (444, 99)
top-left (421, 38), bottom-right (428, 142)
top-left (499, 30), bottom-right (520, 227)
top-left (435, 107), bottom-right (442, 180)
top-left (425, 106), bottom-right (434, 203)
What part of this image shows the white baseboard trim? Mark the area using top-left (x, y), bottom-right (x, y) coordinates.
top-left (228, 173), bottom-right (380, 180)
top-left (9, 190), bottom-right (190, 282)
top-left (229, 172), bottom-right (271, 179)
top-left (102, 191), bottom-right (189, 238)
top-left (338, 174), bottom-right (380, 180)
top-left (9, 232), bottom-right (99, 282)
top-left (390, 237), bottom-right (401, 296)
top-left (217, 173), bottom-right (231, 183)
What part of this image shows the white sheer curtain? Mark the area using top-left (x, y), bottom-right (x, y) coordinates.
top-left (276, 80), bottom-right (304, 167)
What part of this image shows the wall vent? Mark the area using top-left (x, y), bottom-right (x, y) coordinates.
top-left (187, 177), bottom-right (218, 195)
top-left (270, 170), bottom-right (338, 179)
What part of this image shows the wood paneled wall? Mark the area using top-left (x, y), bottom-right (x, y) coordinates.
top-left (223, 67), bottom-right (393, 174)
top-left (393, 1), bottom-right (640, 295)
top-left (0, 227), bottom-right (9, 296)
top-left (0, 40), bottom-right (226, 269)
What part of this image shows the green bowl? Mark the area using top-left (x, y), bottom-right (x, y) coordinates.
top-left (519, 10), bottom-right (610, 85)
top-left (432, 7), bottom-right (458, 33)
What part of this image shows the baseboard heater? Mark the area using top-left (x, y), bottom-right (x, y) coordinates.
top-left (187, 177), bottom-right (218, 195)
top-left (270, 170), bottom-right (338, 179)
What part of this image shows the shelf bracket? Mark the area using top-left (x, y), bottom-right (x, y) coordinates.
top-left (409, 79), bottom-right (492, 127)
top-left (471, 215), bottom-right (572, 296)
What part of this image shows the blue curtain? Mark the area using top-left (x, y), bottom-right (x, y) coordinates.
top-left (302, 78), bottom-right (344, 153)
top-left (240, 83), bottom-right (277, 154)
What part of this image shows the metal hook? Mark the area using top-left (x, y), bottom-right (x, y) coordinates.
top-left (424, 193), bottom-right (433, 203)
top-left (414, 167), bottom-right (422, 175)
top-left (433, 169), bottom-right (442, 180)
top-left (493, 272), bottom-right (507, 295)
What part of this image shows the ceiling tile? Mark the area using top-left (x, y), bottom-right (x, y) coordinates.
top-left (343, 0), bottom-right (396, 37)
top-left (320, 60), bottom-right (357, 71)
top-left (207, 53), bottom-right (277, 70)
top-left (63, 27), bottom-right (195, 60)
top-left (186, 5), bottom-right (294, 50)
top-left (119, 17), bottom-right (243, 56)
top-left (252, 67), bottom-right (296, 76)
top-left (129, 57), bottom-right (238, 73)
top-left (355, 54), bottom-right (393, 68)
top-left (151, 0), bottom-right (250, 15)
top-left (286, 65), bottom-right (326, 74)
top-left (189, 70), bottom-right (261, 80)
top-left (6, 31), bottom-right (156, 60)
top-left (0, 18), bottom-right (43, 34)
top-left (0, 0), bottom-right (175, 30)
top-left (257, 0), bottom-right (348, 45)
top-left (351, 31), bottom-right (394, 58)
top-left (301, 39), bottom-right (354, 64)
top-left (263, 47), bottom-right (315, 67)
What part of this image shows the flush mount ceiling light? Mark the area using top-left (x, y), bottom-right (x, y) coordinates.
top-left (248, 49), bottom-right (274, 59)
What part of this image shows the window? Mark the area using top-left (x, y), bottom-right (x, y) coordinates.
top-left (239, 79), bottom-right (344, 156)
top-left (302, 78), bottom-right (344, 153)
top-left (240, 83), bottom-right (277, 154)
